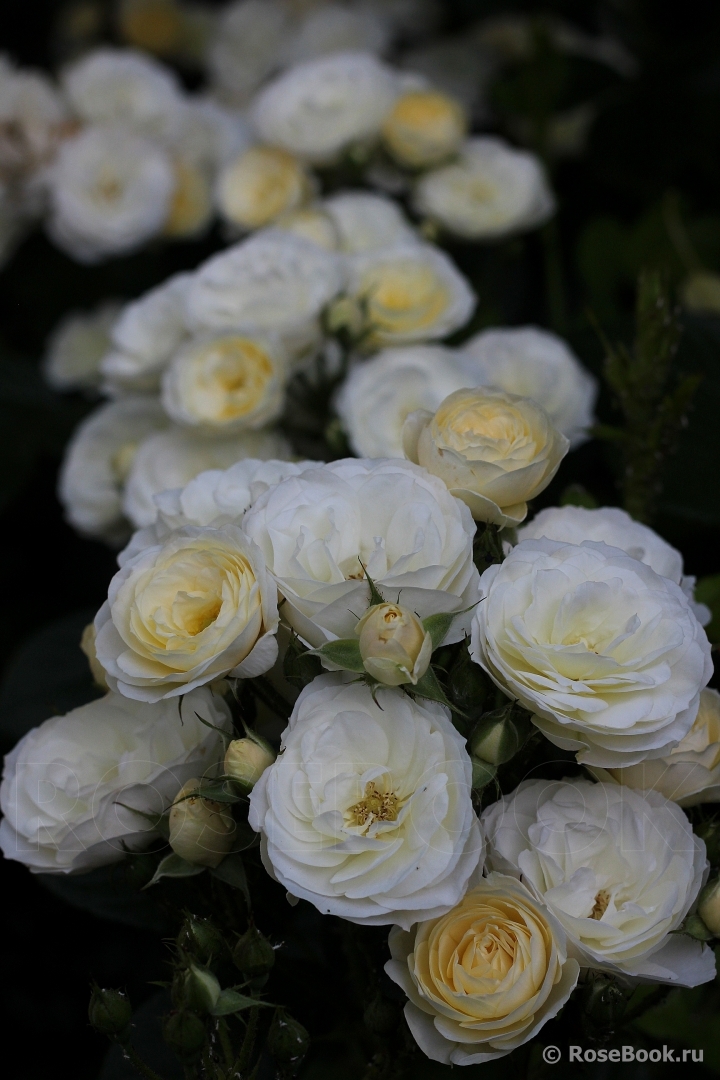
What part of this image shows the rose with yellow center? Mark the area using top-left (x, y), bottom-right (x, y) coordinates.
top-left (382, 90), bottom-right (467, 169)
top-left (592, 688), bottom-right (720, 807)
top-left (386, 873), bottom-right (579, 1064)
top-left (403, 386), bottom-right (569, 526)
top-left (163, 159), bottom-right (213, 238)
top-left (94, 524), bottom-right (279, 701)
top-left (216, 145), bottom-right (312, 231)
top-left (356, 602), bottom-right (432, 686)
top-left (347, 244), bottom-right (475, 347)
top-left (161, 333), bottom-right (287, 433)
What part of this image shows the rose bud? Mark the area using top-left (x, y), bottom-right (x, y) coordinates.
top-left (88, 986), bottom-right (132, 1039)
top-left (267, 1010), bottom-right (310, 1071)
top-left (469, 704), bottom-right (530, 766)
top-left (232, 924), bottom-right (276, 980)
top-left (176, 915), bottom-right (224, 964)
top-left (224, 736), bottom-right (276, 792)
top-left (698, 878), bottom-right (720, 936)
top-left (172, 961), bottom-right (221, 1015)
top-left (169, 779), bottom-right (236, 868)
top-left (356, 602), bottom-right (432, 686)
top-left (163, 1010), bottom-right (207, 1060)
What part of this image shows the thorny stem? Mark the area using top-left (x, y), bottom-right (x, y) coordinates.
top-left (217, 1017), bottom-right (234, 1071)
top-left (118, 1040), bottom-right (169, 1080)
top-left (234, 1005), bottom-right (260, 1076)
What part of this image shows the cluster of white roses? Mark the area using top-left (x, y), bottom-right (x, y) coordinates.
top-left (2, 430), bottom-right (718, 1063)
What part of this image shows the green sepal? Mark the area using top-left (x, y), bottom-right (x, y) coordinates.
top-left (210, 990), bottom-right (272, 1017)
top-left (412, 666), bottom-right (465, 716)
top-left (312, 638), bottom-right (366, 673)
top-left (143, 852), bottom-right (205, 889)
top-left (358, 560), bottom-right (386, 607)
top-left (190, 781), bottom-right (243, 805)
top-left (678, 914), bottom-right (714, 941)
top-left (115, 802), bottom-right (170, 840)
top-left (421, 603), bottom-right (479, 651)
top-left (210, 852), bottom-right (251, 907)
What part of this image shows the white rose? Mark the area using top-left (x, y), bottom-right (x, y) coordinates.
top-left (273, 205), bottom-right (340, 251)
top-left (398, 36), bottom-right (489, 119)
top-left (0, 56), bottom-right (69, 210)
top-left (460, 327), bottom-right (598, 448)
top-left (283, 4), bottom-right (391, 66)
top-left (251, 51), bottom-right (399, 164)
top-left (101, 272), bottom-right (192, 395)
top-left (216, 145), bottom-right (313, 231)
top-left (95, 523), bottom-right (279, 701)
top-left (122, 425), bottom-right (292, 528)
top-left (186, 230), bottom-right (344, 345)
top-left (470, 539), bottom-right (713, 767)
top-left (386, 873), bottom-right (579, 1064)
top-left (517, 505), bottom-right (711, 625)
top-left (62, 48), bottom-right (185, 140)
top-left (414, 136), bottom-right (555, 240)
top-left (346, 243), bottom-right (475, 347)
top-left (248, 674), bottom-right (483, 927)
top-left (381, 88), bottom-right (467, 168)
top-left (0, 687), bottom-right (230, 873)
top-left (335, 345), bottom-right (467, 458)
top-left (47, 124), bottom-right (175, 262)
top-left (161, 332), bottom-right (288, 433)
top-left (403, 387), bottom-right (569, 526)
top-left (208, 0), bottom-right (290, 107)
top-left (43, 301), bottom-right (122, 393)
top-left (172, 98), bottom-right (252, 173)
top-left (59, 396), bottom-right (168, 543)
top-left (482, 779), bottom-right (715, 985)
top-left (323, 190), bottom-right (418, 253)
top-left (592, 688), bottom-right (720, 808)
top-left (241, 457), bottom-right (480, 648)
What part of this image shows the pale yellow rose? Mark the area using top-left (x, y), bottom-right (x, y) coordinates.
top-left (273, 205), bottom-right (340, 250)
top-left (161, 333), bottom-right (287, 432)
top-left (386, 873), bottom-right (579, 1065)
top-left (94, 524), bottom-right (280, 701)
top-left (80, 622), bottom-right (109, 690)
top-left (216, 145), bottom-right (312, 230)
top-left (403, 387), bottom-right (569, 526)
top-left (224, 735), bottom-right (276, 790)
top-left (163, 159), bottom-right (213, 238)
top-left (356, 602), bottom-right (432, 686)
top-left (169, 778), bottom-right (236, 867)
top-left (382, 90), bottom-right (466, 169)
top-left (347, 244), bottom-right (475, 348)
top-left (592, 688), bottom-right (720, 807)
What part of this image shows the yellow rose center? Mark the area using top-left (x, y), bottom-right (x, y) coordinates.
top-left (111, 441), bottom-right (139, 482)
top-left (220, 147), bottom-right (307, 229)
top-left (590, 890), bottom-right (611, 920)
top-left (346, 781), bottom-right (401, 830)
top-left (362, 261), bottom-right (450, 336)
top-left (382, 91), bottom-right (465, 166)
top-left (183, 337), bottom-right (276, 423)
top-left (164, 160), bottom-right (211, 237)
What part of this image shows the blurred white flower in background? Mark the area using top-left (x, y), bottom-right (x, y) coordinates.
top-left (43, 300), bottom-right (122, 393)
top-left (323, 190), bottom-right (417, 253)
top-left (216, 145), bottom-right (313, 232)
top-left (208, 0), bottom-right (291, 107)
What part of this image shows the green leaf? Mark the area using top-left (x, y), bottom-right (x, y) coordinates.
top-left (143, 853), bottom-right (205, 889)
top-left (695, 574), bottom-right (720, 643)
top-left (210, 852), bottom-right (251, 906)
top-left (312, 639), bottom-right (366, 673)
top-left (210, 990), bottom-right (271, 1017)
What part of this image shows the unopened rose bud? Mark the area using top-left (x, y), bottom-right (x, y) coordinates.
top-left (698, 878), bottom-right (720, 936)
top-left (267, 1010), bottom-right (310, 1071)
top-left (169, 779), bottom-right (236, 868)
top-left (469, 704), bottom-right (530, 766)
top-left (232, 924), bottom-right (276, 979)
top-left (88, 986), bottom-right (132, 1038)
top-left (356, 603), bottom-right (432, 686)
top-left (224, 736), bottom-right (276, 791)
top-left (80, 622), bottom-right (108, 690)
top-left (581, 974), bottom-right (628, 1031)
top-left (163, 1010), bottom-right (206, 1060)
top-left (324, 295), bottom-right (365, 339)
top-left (177, 915), bottom-right (224, 964)
top-left (172, 961), bottom-right (221, 1015)
top-left (471, 757), bottom-right (496, 792)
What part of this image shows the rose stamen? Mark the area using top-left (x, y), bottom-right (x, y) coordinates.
top-left (590, 889), bottom-right (611, 920)
top-left (346, 781), bottom-right (400, 829)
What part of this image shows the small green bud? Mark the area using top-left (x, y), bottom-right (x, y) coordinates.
top-left (162, 1010), bottom-right (206, 1059)
top-left (446, 647), bottom-right (488, 722)
top-left (88, 986), bottom-right (132, 1038)
top-left (176, 914), bottom-right (224, 964)
top-left (581, 974), bottom-right (628, 1030)
top-left (232, 925), bottom-right (276, 979)
top-left (471, 756), bottom-right (496, 791)
top-left (363, 994), bottom-right (400, 1037)
top-left (267, 1010), bottom-right (310, 1071)
top-left (682, 913), bottom-right (715, 941)
top-left (172, 961), bottom-right (221, 1014)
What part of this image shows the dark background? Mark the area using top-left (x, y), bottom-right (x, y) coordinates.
top-left (1, 1), bottom-right (720, 1077)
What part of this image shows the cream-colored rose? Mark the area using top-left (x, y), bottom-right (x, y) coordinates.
top-left (224, 735), bottom-right (276, 789)
top-left (386, 873), bottom-right (579, 1065)
top-left (698, 878), bottom-right (720, 936)
top-left (347, 243), bottom-right (475, 347)
top-left (163, 158), bottom-right (213, 238)
top-left (161, 333), bottom-right (287, 433)
top-left (169, 777), bottom-right (236, 867)
top-left (80, 622), bottom-right (109, 690)
top-left (403, 387), bottom-right (569, 526)
top-left (593, 688), bottom-right (720, 807)
top-left (216, 145), bottom-right (312, 231)
top-left (382, 89), bottom-right (466, 168)
top-left (273, 205), bottom-right (339, 250)
top-left (43, 302), bottom-right (122, 393)
top-left (94, 524), bottom-right (280, 701)
top-left (357, 602), bottom-right (432, 686)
